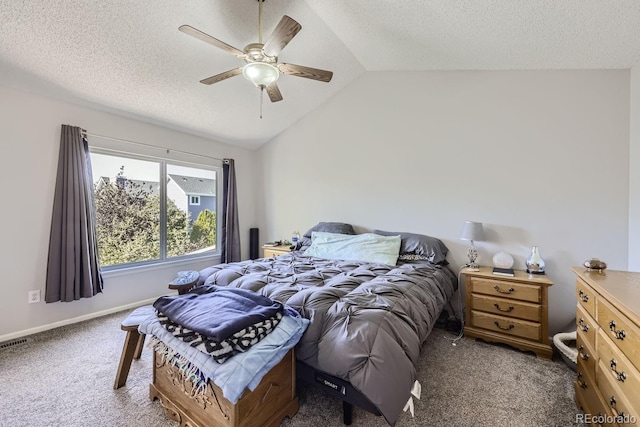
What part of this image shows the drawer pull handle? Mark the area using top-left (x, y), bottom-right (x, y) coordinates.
top-left (609, 320), bottom-right (626, 340)
top-left (493, 303), bottom-right (514, 313)
top-left (610, 359), bottom-right (627, 382)
top-left (578, 290), bottom-right (589, 303)
top-left (494, 321), bottom-right (514, 331)
top-left (578, 343), bottom-right (589, 360)
top-left (493, 285), bottom-right (515, 294)
top-left (576, 373), bottom-right (587, 389)
top-left (578, 318), bottom-right (589, 332)
top-left (609, 396), bottom-right (626, 419)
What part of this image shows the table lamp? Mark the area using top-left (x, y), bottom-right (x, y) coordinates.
top-left (460, 221), bottom-right (484, 271)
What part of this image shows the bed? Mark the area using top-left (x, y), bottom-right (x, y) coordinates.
top-left (146, 223), bottom-right (457, 426)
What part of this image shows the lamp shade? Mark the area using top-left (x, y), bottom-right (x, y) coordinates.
top-left (460, 221), bottom-right (484, 241)
top-left (243, 62), bottom-right (279, 87)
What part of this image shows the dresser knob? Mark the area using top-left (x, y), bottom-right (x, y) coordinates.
top-left (609, 396), bottom-right (626, 419)
top-left (578, 318), bottom-right (589, 332)
top-left (609, 320), bottom-right (626, 340)
top-left (493, 303), bottom-right (514, 312)
top-left (610, 359), bottom-right (627, 382)
top-left (494, 285), bottom-right (515, 294)
top-left (578, 290), bottom-right (589, 302)
top-left (493, 321), bottom-right (515, 331)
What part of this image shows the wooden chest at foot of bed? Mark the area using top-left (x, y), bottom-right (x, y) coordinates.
top-left (150, 349), bottom-right (298, 427)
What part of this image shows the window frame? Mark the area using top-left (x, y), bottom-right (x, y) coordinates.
top-left (189, 195), bottom-right (201, 206)
top-left (89, 147), bottom-right (222, 272)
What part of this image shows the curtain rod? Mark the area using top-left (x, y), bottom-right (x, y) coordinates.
top-left (83, 131), bottom-right (226, 163)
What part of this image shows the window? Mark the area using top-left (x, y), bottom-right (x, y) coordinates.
top-left (90, 150), bottom-right (219, 268)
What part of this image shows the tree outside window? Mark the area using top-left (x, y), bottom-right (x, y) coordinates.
top-left (90, 152), bottom-right (218, 267)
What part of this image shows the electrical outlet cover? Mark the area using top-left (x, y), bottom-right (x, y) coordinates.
top-left (28, 290), bottom-right (41, 303)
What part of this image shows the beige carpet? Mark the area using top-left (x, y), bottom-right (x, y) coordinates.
top-left (0, 309), bottom-right (583, 427)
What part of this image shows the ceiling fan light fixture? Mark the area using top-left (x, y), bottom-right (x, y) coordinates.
top-left (242, 62), bottom-right (279, 87)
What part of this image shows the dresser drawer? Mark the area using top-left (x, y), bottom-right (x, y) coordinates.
top-left (470, 278), bottom-right (541, 303)
top-left (470, 294), bottom-right (541, 322)
top-left (597, 359), bottom-right (639, 427)
top-left (577, 304), bottom-right (597, 351)
top-left (470, 310), bottom-right (541, 341)
top-left (596, 328), bottom-right (640, 410)
top-left (576, 360), bottom-right (613, 427)
top-left (597, 298), bottom-right (640, 373)
top-left (576, 278), bottom-right (597, 319)
top-left (576, 327), bottom-right (597, 380)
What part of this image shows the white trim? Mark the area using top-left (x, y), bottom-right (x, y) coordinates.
top-left (189, 195), bottom-right (201, 205)
top-left (101, 254), bottom-right (219, 278)
top-left (0, 295), bottom-right (171, 343)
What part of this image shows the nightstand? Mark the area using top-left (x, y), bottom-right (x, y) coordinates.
top-left (262, 244), bottom-right (292, 258)
top-left (463, 266), bottom-right (553, 358)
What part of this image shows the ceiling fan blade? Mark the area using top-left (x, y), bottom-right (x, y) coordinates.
top-left (262, 16), bottom-right (302, 57)
top-left (266, 82), bottom-right (283, 102)
top-left (179, 25), bottom-right (245, 58)
top-left (199, 68), bottom-right (243, 85)
top-left (278, 63), bottom-right (333, 83)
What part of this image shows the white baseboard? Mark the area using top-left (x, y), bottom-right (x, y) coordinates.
top-left (0, 296), bottom-right (166, 343)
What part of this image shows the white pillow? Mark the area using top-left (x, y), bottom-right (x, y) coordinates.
top-left (304, 231), bottom-right (401, 266)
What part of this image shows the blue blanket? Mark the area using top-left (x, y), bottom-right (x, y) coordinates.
top-left (136, 305), bottom-right (309, 403)
top-left (153, 285), bottom-right (283, 342)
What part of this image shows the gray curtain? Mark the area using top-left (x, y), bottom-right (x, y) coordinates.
top-left (45, 125), bottom-right (103, 302)
top-left (221, 158), bottom-right (241, 263)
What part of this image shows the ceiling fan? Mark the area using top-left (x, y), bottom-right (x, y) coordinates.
top-left (179, 0), bottom-right (333, 116)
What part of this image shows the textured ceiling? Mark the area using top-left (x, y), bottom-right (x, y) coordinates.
top-left (1, 1), bottom-right (640, 149)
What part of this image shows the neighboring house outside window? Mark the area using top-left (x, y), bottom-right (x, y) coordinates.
top-left (90, 150), bottom-right (219, 269)
top-left (167, 174), bottom-right (216, 222)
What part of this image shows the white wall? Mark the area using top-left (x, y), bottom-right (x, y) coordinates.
top-left (0, 85), bottom-right (259, 340)
top-left (630, 64), bottom-right (640, 271)
top-left (257, 70), bottom-right (630, 334)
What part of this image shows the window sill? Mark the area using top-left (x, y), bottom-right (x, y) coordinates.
top-left (101, 254), bottom-right (220, 279)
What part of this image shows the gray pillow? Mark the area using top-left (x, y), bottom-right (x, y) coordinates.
top-left (302, 222), bottom-right (356, 238)
top-left (373, 230), bottom-right (449, 265)
top-left (292, 236), bottom-right (312, 252)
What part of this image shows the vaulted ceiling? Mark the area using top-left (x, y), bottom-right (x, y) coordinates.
top-left (1, 0), bottom-right (639, 149)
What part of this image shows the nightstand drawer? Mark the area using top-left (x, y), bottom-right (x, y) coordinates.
top-left (263, 245), bottom-right (292, 258)
top-left (597, 298), bottom-right (640, 373)
top-left (470, 294), bottom-right (541, 322)
top-left (576, 278), bottom-right (597, 319)
top-left (597, 329), bottom-right (640, 410)
top-left (577, 304), bottom-right (597, 351)
top-left (470, 310), bottom-right (541, 341)
top-left (470, 278), bottom-right (541, 303)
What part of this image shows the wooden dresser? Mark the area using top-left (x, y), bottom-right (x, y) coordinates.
top-left (573, 268), bottom-right (640, 426)
top-left (463, 266), bottom-right (553, 358)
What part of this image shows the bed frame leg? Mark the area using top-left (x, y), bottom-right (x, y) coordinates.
top-left (343, 401), bottom-right (353, 425)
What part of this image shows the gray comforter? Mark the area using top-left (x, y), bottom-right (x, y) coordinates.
top-left (197, 252), bottom-right (456, 425)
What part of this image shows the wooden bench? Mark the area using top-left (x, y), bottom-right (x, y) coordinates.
top-left (113, 305), bottom-right (155, 389)
top-left (114, 271), bottom-right (199, 389)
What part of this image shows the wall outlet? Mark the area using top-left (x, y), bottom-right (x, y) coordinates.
top-left (28, 290), bottom-right (41, 304)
